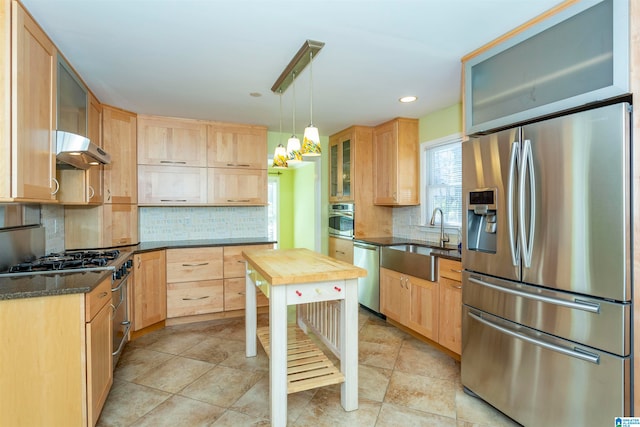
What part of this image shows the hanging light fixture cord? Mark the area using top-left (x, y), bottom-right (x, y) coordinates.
top-left (309, 51), bottom-right (313, 125)
top-left (279, 89), bottom-right (283, 135)
top-left (292, 71), bottom-right (297, 136)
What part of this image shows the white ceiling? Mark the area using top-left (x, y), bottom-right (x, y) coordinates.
top-left (21, 0), bottom-right (563, 136)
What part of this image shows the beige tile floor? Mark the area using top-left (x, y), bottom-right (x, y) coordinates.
top-left (97, 308), bottom-right (521, 426)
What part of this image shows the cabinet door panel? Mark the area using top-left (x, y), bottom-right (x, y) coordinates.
top-left (103, 106), bottom-right (137, 204)
top-left (408, 276), bottom-right (439, 341)
top-left (138, 116), bottom-right (207, 166)
top-left (167, 280), bottom-right (224, 318)
top-left (87, 93), bottom-right (103, 204)
top-left (133, 251), bottom-right (167, 331)
top-left (380, 268), bottom-right (409, 324)
top-left (439, 276), bottom-right (462, 354)
top-left (207, 168), bottom-right (267, 205)
top-left (86, 301), bottom-right (113, 427)
top-left (166, 247), bottom-right (223, 283)
top-left (104, 203), bottom-right (138, 246)
top-left (12, 3), bottom-right (57, 201)
top-left (138, 165), bottom-right (207, 205)
top-left (207, 124), bottom-right (267, 169)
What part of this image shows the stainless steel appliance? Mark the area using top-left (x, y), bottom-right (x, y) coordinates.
top-left (461, 101), bottom-right (632, 426)
top-left (353, 241), bottom-right (381, 314)
top-left (328, 203), bottom-right (354, 238)
top-left (0, 246), bottom-right (133, 369)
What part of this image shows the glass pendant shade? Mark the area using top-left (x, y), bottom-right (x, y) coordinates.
top-left (302, 125), bottom-right (321, 156)
top-left (272, 144), bottom-right (288, 168)
top-left (287, 136), bottom-right (302, 162)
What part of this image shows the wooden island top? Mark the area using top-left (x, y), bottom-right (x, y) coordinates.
top-left (242, 247), bottom-right (366, 285)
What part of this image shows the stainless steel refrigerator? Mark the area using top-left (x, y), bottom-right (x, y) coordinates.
top-left (461, 101), bottom-right (632, 427)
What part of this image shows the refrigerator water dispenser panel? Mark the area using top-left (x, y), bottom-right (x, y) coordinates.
top-left (467, 189), bottom-right (497, 254)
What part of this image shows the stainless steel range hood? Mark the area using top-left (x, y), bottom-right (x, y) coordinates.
top-left (56, 130), bottom-right (111, 170)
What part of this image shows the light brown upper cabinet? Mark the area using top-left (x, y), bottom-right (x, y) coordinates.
top-left (137, 115), bottom-right (207, 167)
top-left (207, 122), bottom-right (268, 206)
top-left (373, 118), bottom-right (419, 206)
top-left (0, 1), bottom-right (57, 203)
top-left (103, 105), bottom-right (137, 204)
top-left (329, 129), bottom-right (354, 202)
top-left (207, 123), bottom-right (267, 170)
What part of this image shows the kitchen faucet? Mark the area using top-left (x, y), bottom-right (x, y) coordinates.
top-left (430, 207), bottom-right (450, 248)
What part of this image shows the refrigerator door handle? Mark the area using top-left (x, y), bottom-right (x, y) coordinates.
top-left (468, 311), bottom-right (600, 364)
top-left (518, 139), bottom-right (535, 268)
top-left (507, 141), bottom-right (520, 266)
top-left (468, 276), bottom-right (601, 313)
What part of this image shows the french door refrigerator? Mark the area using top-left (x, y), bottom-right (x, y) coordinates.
top-left (461, 101), bottom-right (632, 427)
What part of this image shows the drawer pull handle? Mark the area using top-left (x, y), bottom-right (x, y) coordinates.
top-left (98, 291), bottom-right (108, 299)
top-left (226, 163), bottom-right (251, 167)
top-left (452, 284), bottom-right (462, 289)
top-left (161, 199), bottom-right (187, 202)
top-left (160, 160), bottom-right (187, 164)
top-left (334, 286), bottom-right (342, 292)
top-left (182, 296), bottom-right (210, 301)
top-left (182, 262), bottom-right (209, 267)
top-left (451, 269), bottom-right (463, 273)
top-left (227, 199), bottom-right (251, 203)
top-left (295, 290), bottom-right (302, 296)
top-left (237, 260), bottom-right (245, 264)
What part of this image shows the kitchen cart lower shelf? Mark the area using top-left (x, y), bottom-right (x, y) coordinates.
top-left (257, 325), bottom-right (344, 394)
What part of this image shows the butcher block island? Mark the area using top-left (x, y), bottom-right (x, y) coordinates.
top-left (242, 248), bottom-right (366, 427)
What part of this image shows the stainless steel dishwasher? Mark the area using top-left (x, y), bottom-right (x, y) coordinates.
top-left (353, 241), bottom-right (381, 315)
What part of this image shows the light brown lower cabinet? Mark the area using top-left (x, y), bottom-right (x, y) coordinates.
top-left (223, 244), bottom-right (272, 311)
top-left (328, 236), bottom-right (354, 263)
top-left (0, 276), bottom-right (113, 427)
top-left (380, 258), bottom-right (463, 356)
top-left (132, 250), bottom-right (167, 330)
top-left (167, 280), bottom-right (224, 317)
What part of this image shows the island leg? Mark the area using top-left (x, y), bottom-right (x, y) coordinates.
top-left (340, 278), bottom-right (359, 411)
top-left (245, 262), bottom-right (257, 358)
top-left (270, 286), bottom-right (288, 426)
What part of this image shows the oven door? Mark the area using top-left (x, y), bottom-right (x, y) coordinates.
top-left (328, 212), bottom-right (354, 238)
top-left (111, 277), bottom-right (130, 368)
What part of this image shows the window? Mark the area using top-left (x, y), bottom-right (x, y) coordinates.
top-left (421, 135), bottom-right (462, 227)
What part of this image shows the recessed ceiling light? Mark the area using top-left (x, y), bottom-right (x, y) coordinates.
top-left (399, 96), bottom-right (417, 103)
top-left (249, 92), bottom-right (262, 97)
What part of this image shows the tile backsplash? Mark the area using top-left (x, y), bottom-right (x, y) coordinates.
top-left (139, 206), bottom-right (268, 241)
top-left (393, 205), bottom-right (461, 246)
top-left (41, 204), bottom-right (65, 253)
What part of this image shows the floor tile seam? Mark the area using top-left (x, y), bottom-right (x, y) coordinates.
top-left (117, 383), bottom-right (174, 426)
top-left (217, 370), bottom-right (269, 411)
top-left (129, 354), bottom-right (218, 394)
top-left (377, 401), bottom-right (459, 425)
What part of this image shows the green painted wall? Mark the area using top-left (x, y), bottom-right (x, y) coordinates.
top-left (267, 131), bottom-right (328, 252)
top-left (418, 103), bottom-right (462, 141)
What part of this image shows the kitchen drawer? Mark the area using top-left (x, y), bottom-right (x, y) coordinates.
top-left (86, 276), bottom-right (112, 321)
top-left (224, 278), bottom-right (269, 311)
top-left (224, 244), bottom-right (273, 278)
top-left (439, 258), bottom-right (462, 282)
top-left (286, 280), bottom-right (346, 305)
top-left (166, 247), bottom-right (223, 283)
top-left (167, 280), bottom-right (224, 318)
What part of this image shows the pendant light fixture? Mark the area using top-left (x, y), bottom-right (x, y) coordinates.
top-left (301, 50), bottom-right (321, 156)
top-left (286, 71), bottom-right (302, 163)
top-left (271, 40), bottom-right (324, 160)
top-left (272, 90), bottom-right (288, 168)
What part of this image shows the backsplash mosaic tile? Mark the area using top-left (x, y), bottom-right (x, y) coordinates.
top-left (41, 204), bottom-right (65, 254)
top-left (139, 206), bottom-right (268, 242)
top-left (393, 206), bottom-right (460, 246)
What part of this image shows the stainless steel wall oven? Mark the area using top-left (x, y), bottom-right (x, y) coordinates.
top-left (328, 203), bottom-right (354, 238)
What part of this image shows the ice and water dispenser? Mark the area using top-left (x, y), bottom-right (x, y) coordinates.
top-left (466, 189), bottom-right (497, 254)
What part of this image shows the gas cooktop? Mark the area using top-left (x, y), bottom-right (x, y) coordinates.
top-left (0, 249), bottom-right (123, 277)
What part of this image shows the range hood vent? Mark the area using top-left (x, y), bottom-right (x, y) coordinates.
top-left (56, 131), bottom-right (111, 170)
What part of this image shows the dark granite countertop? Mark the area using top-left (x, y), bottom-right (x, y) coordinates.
top-left (0, 238), bottom-right (276, 301)
top-left (136, 237), bottom-right (276, 253)
top-left (354, 236), bottom-right (462, 262)
top-left (0, 269), bottom-right (113, 301)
